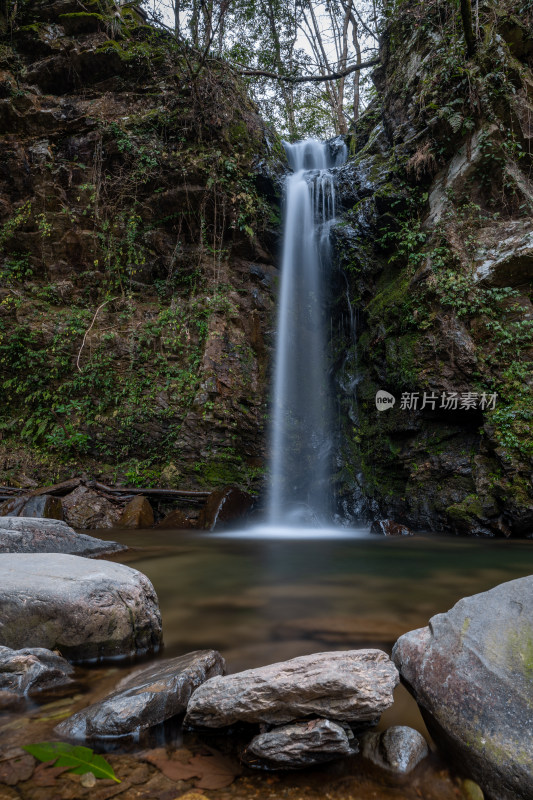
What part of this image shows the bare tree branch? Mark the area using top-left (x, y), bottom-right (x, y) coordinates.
top-left (342, 0), bottom-right (379, 42)
top-left (234, 57), bottom-right (380, 83)
top-left (77, 297), bottom-right (119, 372)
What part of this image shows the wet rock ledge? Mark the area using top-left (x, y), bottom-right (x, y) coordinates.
top-left (0, 516), bottom-right (125, 556)
top-left (56, 650), bottom-right (226, 739)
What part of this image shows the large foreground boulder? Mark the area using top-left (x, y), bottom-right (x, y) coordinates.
top-left (185, 650), bottom-right (398, 728)
top-left (392, 576), bottom-right (533, 800)
top-left (0, 517), bottom-right (126, 557)
top-left (242, 719), bottom-right (357, 769)
top-left (0, 645), bottom-right (74, 696)
top-left (0, 554), bottom-right (162, 662)
top-left (55, 650), bottom-right (225, 739)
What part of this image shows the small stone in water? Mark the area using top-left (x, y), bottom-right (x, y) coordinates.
top-left (243, 718), bottom-right (357, 769)
top-left (80, 772), bottom-right (96, 788)
top-left (361, 725), bottom-right (428, 774)
top-left (176, 794), bottom-right (211, 800)
top-left (462, 779), bottom-right (484, 800)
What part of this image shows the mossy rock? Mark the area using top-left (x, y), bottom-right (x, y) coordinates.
top-left (446, 494), bottom-right (484, 527)
top-left (496, 12), bottom-right (533, 59)
top-left (393, 576), bottom-right (533, 800)
top-left (366, 269), bottom-right (412, 333)
top-left (28, 0), bottom-right (102, 24)
top-left (59, 12), bottom-right (105, 35)
top-left (384, 333), bottom-right (419, 388)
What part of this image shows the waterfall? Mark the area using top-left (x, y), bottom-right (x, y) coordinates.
top-left (268, 138), bottom-right (347, 525)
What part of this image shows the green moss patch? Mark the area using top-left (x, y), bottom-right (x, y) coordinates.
top-left (59, 12), bottom-right (105, 35)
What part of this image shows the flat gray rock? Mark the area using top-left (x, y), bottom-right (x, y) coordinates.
top-left (243, 718), bottom-right (357, 769)
top-left (392, 576), bottom-right (533, 800)
top-left (0, 517), bottom-right (126, 557)
top-left (0, 554), bottom-right (162, 662)
top-left (185, 650), bottom-right (399, 728)
top-left (361, 725), bottom-right (428, 774)
top-left (0, 645), bottom-right (74, 695)
top-left (55, 650), bottom-right (225, 739)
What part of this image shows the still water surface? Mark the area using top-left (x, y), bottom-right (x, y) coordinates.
top-left (100, 529), bottom-right (533, 671)
top-left (2, 530), bottom-right (532, 799)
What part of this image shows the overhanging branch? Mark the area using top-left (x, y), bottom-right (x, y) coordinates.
top-left (234, 57), bottom-right (380, 83)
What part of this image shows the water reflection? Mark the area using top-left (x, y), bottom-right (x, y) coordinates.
top-left (97, 530), bottom-right (533, 674)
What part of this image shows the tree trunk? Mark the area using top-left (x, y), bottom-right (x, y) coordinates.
top-left (350, 14), bottom-right (362, 124)
top-left (173, 0), bottom-right (180, 38)
top-left (190, 0), bottom-right (200, 47)
top-left (0, 0), bottom-right (11, 31)
top-left (263, 0), bottom-right (297, 138)
top-left (336, 1), bottom-right (351, 135)
top-left (305, 1), bottom-right (340, 133)
top-left (460, 0), bottom-right (476, 58)
top-left (202, 0), bottom-right (214, 50)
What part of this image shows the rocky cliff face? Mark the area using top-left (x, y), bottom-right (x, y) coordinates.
top-left (2, 0), bottom-right (531, 534)
top-left (0, 0), bottom-right (283, 491)
top-left (333, 0), bottom-right (533, 536)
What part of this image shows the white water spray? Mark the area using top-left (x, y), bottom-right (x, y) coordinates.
top-left (268, 138), bottom-right (347, 525)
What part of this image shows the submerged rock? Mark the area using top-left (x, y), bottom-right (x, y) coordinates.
top-left (0, 517), bottom-right (126, 556)
top-left (155, 508), bottom-right (196, 529)
top-left (0, 645), bottom-right (74, 695)
top-left (361, 726), bottom-right (428, 774)
top-left (243, 718), bottom-right (357, 769)
top-left (0, 553), bottom-right (162, 662)
top-left (56, 650), bottom-right (225, 740)
top-left (185, 650), bottom-right (398, 728)
top-left (117, 496), bottom-right (154, 529)
top-left (392, 576), bottom-right (533, 800)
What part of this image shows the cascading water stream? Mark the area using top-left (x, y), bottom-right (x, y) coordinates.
top-left (268, 139), bottom-right (347, 525)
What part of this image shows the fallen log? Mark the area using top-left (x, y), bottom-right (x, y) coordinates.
top-left (90, 481), bottom-right (211, 499)
top-left (29, 479), bottom-right (82, 497)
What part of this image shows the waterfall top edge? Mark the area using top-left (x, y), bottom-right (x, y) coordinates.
top-left (283, 137), bottom-right (348, 172)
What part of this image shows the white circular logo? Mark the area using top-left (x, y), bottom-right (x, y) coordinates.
top-left (375, 390), bottom-right (396, 411)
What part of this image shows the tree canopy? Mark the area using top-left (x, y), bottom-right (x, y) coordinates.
top-left (141, 0), bottom-right (384, 138)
